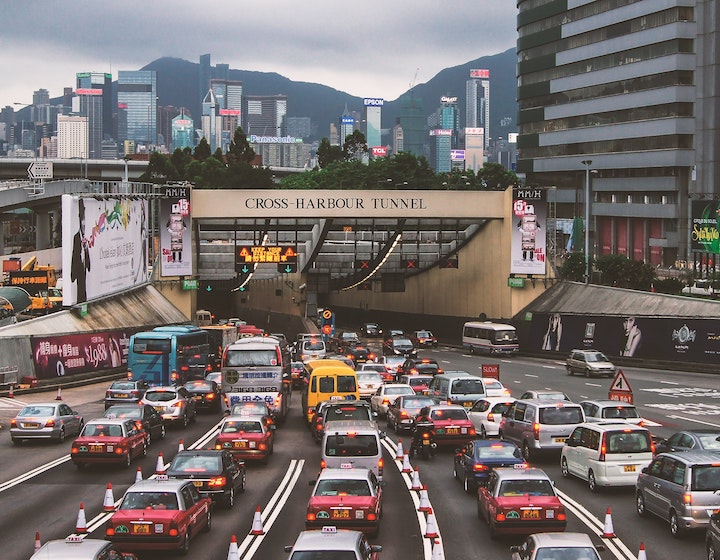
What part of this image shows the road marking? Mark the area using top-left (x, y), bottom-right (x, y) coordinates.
top-left (659, 380), bottom-right (679, 385)
top-left (0, 455), bottom-right (71, 493)
top-left (542, 365), bottom-right (556, 369)
top-left (667, 415), bottom-right (720, 428)
top-left (642, 419), bottom-right (663, 427)
top-left (0, 397), bottom-right (28, 408)
top-left (525, 374), bottom-right (538, 378)
top-left (585, 383), bottom-right (602, 387)
top-left (646, 402), bottom-right (720, 416)
top-left (441, 360), bottom-right (451, 364)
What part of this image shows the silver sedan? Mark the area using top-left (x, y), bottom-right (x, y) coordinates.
top-left (10, 402), bottom-right (84, 444)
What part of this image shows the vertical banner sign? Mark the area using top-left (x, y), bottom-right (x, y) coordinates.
top-left (511, 188), bottom-right (547, 275)
top-left (61, 195), bottom-right (148, 306)
top-left (690, 199), bottom-right (720, 254)
top-left (160, 185), bottom-right (192, 277)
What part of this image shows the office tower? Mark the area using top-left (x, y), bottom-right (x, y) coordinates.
top-left (287, 117), bottom-right (312, 139)
top-left (517, 0), bottom-right (697, 266)
top-left (215, 63), bottom-right (229, 81)
top-left (57, 115), bottom-right (87, 159)
top-left (329, 122), bottom-right (339, 146)
top-left (76, 72), bottom-right (112, 140)
top-left (464, 127), bottom-right (484, 173)
top-left (244, 95), bottom-right (287, 139)
top-left (339, 105), bottom-right (354, 147)
top-left (74, 86), bottom-right (103, 159)
top-left (117, 70), bottom-right (157, 147)
top-left (211, 79), bottom-right (243, 151)
top-left (466, 69), bottom-right (490, 149)
top-left (172, 109), bottom-right (195, 150)
top-left (392, 119), bottom-right (404, 155)
top-left (157, 105), bottom-right (180, 151)
top-left (429, 97), bottom-right (459, 172)
top-left (201, 89), bottom-right (221, 152)
top-left (364, 98), bottom-right (383, 150)
top-left (199, 54), bottom-right (211, 108)
top-left (399, 94), bottom-right (425, 157)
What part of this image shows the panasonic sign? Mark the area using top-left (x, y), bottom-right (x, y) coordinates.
top-left (248, 135), bottom-right (301, 144)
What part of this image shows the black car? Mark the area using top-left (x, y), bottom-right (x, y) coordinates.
top-left (104, 380), bottom-right (149, 410)
top-left (655, 429), bottom-right (720, 455)
top-left (344, 344), bottom-right (375, 365)
top-left (361, 323), bottom-right (382, 338)
top-left (398, 357), bottom-right (442, 377)
top-left (104, 404), bottom-right (166, 444)
top-left (183, 379), bottom-right (222, 413)
top-left (166, 449), bottom-right (246, 508)
top-left (383, 336), bottom-right (417, 358)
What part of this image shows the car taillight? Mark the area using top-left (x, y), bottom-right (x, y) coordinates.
top-left (557, 510), bottom-right (567, 521)
top-left (473, 464), bottom-right (490, 472)
top-left (135, 421), bottom-right (143, 430)
top-left (105, 392), bottom-right (111, 398)
top-left (206, 393), bottom-right (216, 400)
top-left (638, 419), bottom-right (645, 427)
top-left (306, 512), bottom-right (316, 522)
top-left (683, 492), bottom-right (692, 505)
top-left (10, 419), bottom-right (16, 427)
top-left (168, 523), bottom-right (179, 537)
top-left (45, 419), bottom-right (55, 427)
top-left (106, 525), bottom-right (116, 536)
top-left (172, 401), bottom-right (184, 408)
top-left (115, 447), bottom-right (124, 455)
top-left (469, 427), bottom-right (476, 436)
top-left (400, 411), bottom-right (408, 418)
top-left (495, 512), bottom-right (506, 522)
top-left (208, 476), bottom-right (226, 487)
top-left (320, 459), bottom-right (326, 469)
top-left (71, 445), bottom-right (79, 454)
top-left (131, 391), bottom-right (141, 398)
top-left (378, 458), bottom-right (384, 477)
top-left (382, 398), bottom-right (390, 405)
top-left (487, 412), bottom-right (494, 422)
top-left (650, 439), bottom-right (656, 455)
top-left (127, 371), bottom-right (133, 380)
top-left (214, 440), bottom-right (222, 450)
top-left (170, 370), bottom-right (178, 381)
top-left (367, 512), bottom-right (377, 521)
top-left (274, 395), bottom-right (282, 408)
top-left (533, 422), bottom-right (540, 440)
top-left (599, 433), bottom-right (607, 461)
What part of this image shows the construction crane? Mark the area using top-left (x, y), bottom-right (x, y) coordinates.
top-left (409, 67), bottom-right (420, 96)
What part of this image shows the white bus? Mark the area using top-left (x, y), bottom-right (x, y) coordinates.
top-left (462, 321), bottom-right (519, 355)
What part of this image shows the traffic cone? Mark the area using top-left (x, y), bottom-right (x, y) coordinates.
top-left (637, 542), bottom-right (647, 560)
top-left (395, 438), bottom-right (404, 460)
top-left (418, 485), bottom-right (431, 512)
top-left (227, 534), bottom-right (240, 560)
top-left (602, 507), bottom-right (616, 538)
top-left (103, 482), bottom-right (115, 512)
top-left (8, 384), bottom-right (14, 399)
top-left (34, 531), bottom-right (41, 551)
top-left (156, 451), bottom-right (165, 475)
top-left (424, 508), bottom-right (439, 539)
top-left (55, 385), bottom-right (62, 400)
top-left (402, 452), bottom-right (412, 473)
top-left (75, 502), bottom-right (87, 533)
top-left (431, 538), bottom-right (443, 560)
top-left (411, 467), bottom-right (422, 491)
top-left (178, 438), bottom-right (184, 452)
top-left (135, 466), bottom-right (143, 482)
top-left (250, 506), bottom-right (265, 535)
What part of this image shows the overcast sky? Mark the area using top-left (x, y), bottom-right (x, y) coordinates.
top-left (2, 1), bottom-right (516, 108)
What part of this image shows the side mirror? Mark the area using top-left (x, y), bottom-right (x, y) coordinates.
top-left (371, 545), bottom-right (383, 552)
top-left (284, 546), bottom-right (293, 553)
top-left (379, 431), bottom-right (387, 439)
top-left (565, 439), bottom-right (577, 447)
top-left (509, 546), bottom-right (521, 553)
top-left (641, 466), bottom-right (649, 474)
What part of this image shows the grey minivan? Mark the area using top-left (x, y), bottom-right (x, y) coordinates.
top-left (636, 450), bottom-right (720, 537)
top-left (428, 371), bottom-right (487, 409)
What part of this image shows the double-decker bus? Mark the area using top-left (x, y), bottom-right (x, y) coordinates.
top-left (127, 325), bottom-right (210, 386)
top-left (462, 321), bottom-right (519, 355)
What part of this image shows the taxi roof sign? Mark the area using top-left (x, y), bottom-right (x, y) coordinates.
top-left (321, 526), bottom-right (338, 533)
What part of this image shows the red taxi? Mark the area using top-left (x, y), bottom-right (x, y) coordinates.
top-left (71, 418), bottom-right (147, 468)
top-left (105, 478), bottom-right (212, 555)
top-left (416, 404), bottom-right (476, 447)
top-left (215, 415), bottom-right (275, 464)
top-left (477, 466), bottom-right (567, 538)
top-left (306, 467), bottom-right (383, 535)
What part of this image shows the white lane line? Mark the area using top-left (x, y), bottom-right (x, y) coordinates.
top-left (668, 415), bottom-right (720, 429)
top-left (525, 374), bottom-right (538, 378)
top-left (501, 359), bottom-right (512, 363)
top-left (0, 454), bottom-right (71, 493)
top-left (441, 360), bottom-right (452, 364)
top-left (542, 365), bottom-right (556, 369)
top-left (660, 380), bottom-right (679, 385)
top-left (512, 380), bottom-right (522, 384)
top-left (585, 383), bottom-right (602, 387)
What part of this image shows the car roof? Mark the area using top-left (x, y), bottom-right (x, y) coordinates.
top-left (31, 538), bottom-right (116, 559)
top-left (581, 399), bottom-right (636, 407)
top-left (323, 420), bottom-right (378, 433)
top-left (575, 421), bottom-right (648, 431)
top-left (530, 532), bottom-right (596, 547)
top-left (85, 418), bottom-right (127, 426)
top-left (654, 450), bottom-right (720, 464)
top-left (478, 396), bottom-right (516, 403)
top-left (174, 449), bottom-right (224, 458)
top-left (317, 467), bottom-right (373, 481)
top-left (127, 478), bottom-right (189, 492)
top-left (428, 403), bottom-right (467, 411)
top-left (493, 466), bottom-right (549, 481)
top-left (517, 398), bottom-right (581, 407)
top-left (292, 528), bottom-right (363, 550)
top-left (224, 414), bottom-right (265, 423)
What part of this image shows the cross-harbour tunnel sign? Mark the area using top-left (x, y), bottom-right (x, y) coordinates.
top-left (192, 189), bottom-right (507, 219)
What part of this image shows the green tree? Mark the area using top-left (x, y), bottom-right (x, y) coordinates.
top-left (478, 162), bottom-right (519, 190)
top-left (343, 130), bottom-right (368, 161)
top-left (559, 253), bottom-right (588, 281)
top-left (595, 254), bottom-right (629, 286)
top-left (227, 127), bottom-right (255, 166)
top-left (316, 138), bottom-right (343, 168)
top-left (193, 137), bottom-right (211, 161)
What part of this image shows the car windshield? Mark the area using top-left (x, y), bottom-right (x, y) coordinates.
top-left (692, 465), bottom-right (720, 491)
top-left (534, 392), bottom-right (568, 401)
top-left (83, 424), bottom-right (123, 437)
top-left (451, 378), bottom-right (485, 395)
top-left (110, 382), bottom-right (136, 390)
top-left (585, 352), bottom-right (608, 362)
top-left (483, 380), bottom-right (503, 389)
top-left (120, 491), bottom-right (179, 510)
top-left (491, 402), bottom-right (514, 414)
top-left (386, 386), bottom-right (414, 395)
top-left (698, 434), bottom-right (720, 450)
top-left (498, 479), bottom-right (554, 496)
top-left (325, 434), bottom-right (379, 456)
top-left (325, 406), bottom-right (371, 422)
top-left (221, 420), bottom-right (263, 433)
top-left (415, 364), bottom-right (439, 374)
top-left (431, 408), bottom-right (469, 421)
top-left (476, 444), bottom-right (521, 459)
top-left (535, 547), bottom-right (599, 560)
top-left (416, 331), bottom-right (432, 337)
top-left (170, 454), bottom-right (221, 472)
top-left (403, 397), bottom-right (434, 408)
top-left (601, 406), bottom-right (639, 419)
top-left (394, 338), bottom-right (413, 346)
top-left (315, 479), bottom-right (372, 496)
top-left (106, 407), bottom-right (141, 419)
top-left (291, 552), bottom-right (357, 560)
top-left (538, 406), bottom-right (583, 425)
top-left (304, 341), bottom-right (325, 351)
top-left (230, 404), bottom-right (268, 416)
top-left (19, 405), bottom-right (56, 416)
top-left (144, 390), bottom-right (178, 402)
top-left (606, 431), bottom-right (652, 453)
top-left (361, 365), bottom-right (385, 373)
top-left (407, 378), bottom-right (431, 388)
top-left (224, 349), bottom-right (278, 367)
top-left (357, 373), bottom-right (383, 383)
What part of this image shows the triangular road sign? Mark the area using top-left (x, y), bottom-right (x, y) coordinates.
top-left (610, 369), bottom-right (632, 393)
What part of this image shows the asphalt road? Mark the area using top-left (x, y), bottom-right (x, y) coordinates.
top-left (0, 346), bottom-right (716, 560)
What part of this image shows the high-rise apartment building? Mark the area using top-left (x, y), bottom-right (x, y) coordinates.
top-left (517, 0), bottom-right (697, 266)
top-left (392, 119), bottom-right (404, 155)
top-left (73, 88), bottom-right (103, 159)
top-left (76, 72), bottom-right (112, 140)
top-left (117, 70), bottom-right (157, 147)
top-left (466, 69), bottom-right (490, 149)
top-left (211, 79), bottom-right (243, 151)
top-left (364, 98), bottom-right (383, 150)
top-left (57, 115), bottom-right (87, 159)
top-left (244, 95), bottom-right (287, 139)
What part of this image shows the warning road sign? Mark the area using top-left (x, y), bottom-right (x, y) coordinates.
top-left (609, 369), bottom-right (633, 404)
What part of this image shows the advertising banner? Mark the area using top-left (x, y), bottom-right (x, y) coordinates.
top-left (61, 195), bottom-right (148, 306)
top-left (511, 188), bottom-right (547, 275)
top-left (31, 330), bottom-right (132, 379)
top-left (531, 313), bottom-right (720, 365)
top-left (160, 185), bottom-right (192, 277)
top-left (690, 199), bottom-right (720, 253)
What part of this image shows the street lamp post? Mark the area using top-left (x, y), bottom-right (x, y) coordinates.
top-left (581, 160), bottom-right (593, 285)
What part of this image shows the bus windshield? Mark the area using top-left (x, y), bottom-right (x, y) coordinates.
top-left (494, 330), bottom-right (518, 343)
top-left (224, 349), bottom-right (278, 367)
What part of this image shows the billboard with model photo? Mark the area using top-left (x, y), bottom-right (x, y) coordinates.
top-left (61, 195), bottom-right (148, 306)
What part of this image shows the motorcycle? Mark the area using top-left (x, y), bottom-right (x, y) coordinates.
top-left (410, 426), bottom-right (437, 459)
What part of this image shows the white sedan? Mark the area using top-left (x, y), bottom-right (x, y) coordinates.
top-left (467, 396), bottom-right (516, 438)
top-left (481, 378), bottom-right (512, 397)
top-left (370, 384), bottom-right (416, 416)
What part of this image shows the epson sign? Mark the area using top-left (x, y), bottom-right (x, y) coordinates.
top-left (364, 98), bottom-right (384, 106)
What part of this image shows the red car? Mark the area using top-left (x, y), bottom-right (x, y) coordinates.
top-left (215, 415), bottom-right (275, 464)
top-left (306, 467), bottom-right (383, 535)
top-left (416, 404), bottom-right (476, 447)
top-left (71, 418), bottom-right (147, 468)
top-left (105, 478), bottom-right (212, 555)
top-left (477, 466), bottom-right (567, 538)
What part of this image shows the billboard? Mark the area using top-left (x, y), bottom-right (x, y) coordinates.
top-left (61, 195), bottom-right (148, 306)
top-left (372, 146), bottom-right (388, 157)
top-left (470, 69), bottom-right (490, 78)
top-left (364, 98), bottom-right (384, 106)
top-left (511, 188), bottom-right (547, 275)
top-left (160, 185), bottom-right (192, 277)
top-left (690, 199), bottom-right (720, 253)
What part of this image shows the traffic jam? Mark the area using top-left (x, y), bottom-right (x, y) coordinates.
top-left (3, 319), bottom-right (720, 560)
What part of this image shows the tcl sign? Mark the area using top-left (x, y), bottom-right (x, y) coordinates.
top-left (364, 98), bottom-right (384, 106)
top-left (371, 146), bottom-right (387, 157)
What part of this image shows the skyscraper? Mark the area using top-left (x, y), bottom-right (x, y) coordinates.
top-left (76, 72), bottom-right (112, 140)
top-left (172, 109), bottom-right (195, 150)
top-left (399, 94), bottom-right (425, 157)
top-left (199, 54), bottom-right (211, 109)
top-left (210, 79), bottom-right (243, 151)
top-left (57, 115), bottom-right (87, 159)
top-left (74, 83), bottom-right (103, 159)
top-left (201, 89), bottom-right (221, 152)
top-left (364, 98), bottom-right (383, 150)
top-left (339, 104), bottom-right (354, 147)
top-left (117, 70), bottom-right (157, 147)
top-left (466, 69), bottom-right (490, 149)
top-left (243, 95), bottom-right (287, 139)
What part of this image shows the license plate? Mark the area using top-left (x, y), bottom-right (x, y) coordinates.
top-left (446, 428), bottom-right (460, 435)
top-left (233, 441), bottom-right (248, 448)
top-left (521, 509), bottom-right (540, 519)
top-left (554, 437), bottom-right (566, 444)
top-left (154, 406), bottom-right (164, 412)
top-left (194, 395), bottom-right (202, 400)
top-left (23, 422), bottom-right (40, 428)
top-left (463, 401), bottom-right (473, 408)
top-left (332, 509), bottom-right (350, 519)
top-left (90, 444), bottom-right (104, 453)
top-left (623, 464), bottom-right (636, 472)
top-left (132, 524), bottom-right (150, 534)
top-left (115, 393), bottom-right (129, 398)
top-left (192, 481), bottom-right (204, 487)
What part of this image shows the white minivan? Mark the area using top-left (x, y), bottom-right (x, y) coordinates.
top-left (321, 420), bottom-right (385, 480)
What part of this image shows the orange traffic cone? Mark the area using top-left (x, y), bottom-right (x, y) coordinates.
top-left (103, 483), bottom-right (115, 512)
top-left (8, 384), bottom-right (14, 399)
top-left (411, 467), bottom-right (422, 491)
top-left (395, 439), bottom-right (404, 460)
top-left (402, 452), bottom-right (412, 473)
top-left (178, 439), bottom-right (184, 452)
top-left (227, 534), bottom-right (240, 560)
top-left (418, 485), bottom-right (431, 512)
top-left (34, 531), bottom-right (41, 551)
top-left (250, 505), bottom-right (265, 535)
top-left (431, 537), bottom-right (444, 560)
top-left (75, 502), bottom-right (87, 533)
top-left (638, 542), bottom-right (647, 560)
top-left (424, 508), bottom-right (439, 539)
top-left (55, 385), bottom-right (62, 400)
top-left (155, 451), bottom-right (165, 475)
top-left (602, 507), bottom-right (616, 538)
top-left (135, 466), bottom-right (143, 482)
